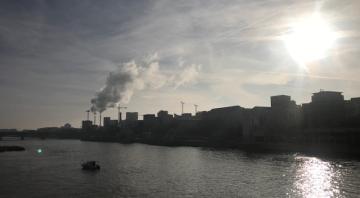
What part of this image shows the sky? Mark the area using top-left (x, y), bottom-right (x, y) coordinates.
top-left (1, 0), bottom-right (360, 129)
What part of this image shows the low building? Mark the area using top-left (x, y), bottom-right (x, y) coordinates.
top-left (143, 114), bottom-right (156, 121)
top-left (82, 120), bottom-right (93, 130)
top-left (247, 106), bottom-right (271, 142)
top-left (174, 113), bottom-right (194, 120)
top-left (195, 111), bottom-right (206, 120)
top-left (103, 117), bottom-right (119, 128)
top-left (157, 110), bottom-right (173, 122)
top-left (126, 112), bottom-right (138, 121)
top-left (143, 114), bottom-right (156, 127)
top-left (271, 95), bottom-right (294, 108)
top-left (204, 106), bottom-right (244, 121)
top-left (311, 90), bottom-right (344, 103)
top-left (348, 97), bottom-right (360, 116)
top-left (103, 117), bottom-right (111, 127)
top-left (266, 95), bottom-right (302, 140)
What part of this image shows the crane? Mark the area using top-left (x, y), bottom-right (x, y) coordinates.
top-left (93, 111), bottom-right (96, 125)
top-left (194, 104), bottom-right (198, 114)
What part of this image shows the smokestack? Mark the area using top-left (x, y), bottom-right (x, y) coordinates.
top-left (93, 112), bottom-right (96, 125)
top-left (86, 110), bottom-right (90, 120)
top-left (119, 112), bottom-right (122, 123)
top-left (117, 106), bottom-right (127, 124)
top-left (99, 112), bottom-right (102, 127)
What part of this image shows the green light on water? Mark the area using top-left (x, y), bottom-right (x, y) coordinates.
top-left (37, 148), bottom-right (42, 154)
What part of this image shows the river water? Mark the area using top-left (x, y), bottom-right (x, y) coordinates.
top-left (0, 139), bottom-right (359, 198)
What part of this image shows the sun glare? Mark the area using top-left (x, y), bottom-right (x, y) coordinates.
top-left (282, 14), bottom-right (337, 68)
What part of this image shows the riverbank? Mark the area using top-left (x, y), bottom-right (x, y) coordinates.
top-left (80, 134), bottom-right (360, 159)
top-left (0, 146), bottom-right (25, 152)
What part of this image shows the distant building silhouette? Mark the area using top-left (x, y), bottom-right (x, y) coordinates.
top-left (126, 112), bottom-right (138, 121)
top-left (269, 95), bottom-right (301, 131)
top-left (80, 89), bottom-right (360, 149)
top-left (82, 120), bottom-right (93, 130)
top-left (103, 117), bottom-right (119, 129)
top-left (157, 110), bottom-right (173, 122)
top-left (303, 91), bottom-right (346, 128)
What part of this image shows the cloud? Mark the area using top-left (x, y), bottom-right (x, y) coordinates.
top-left (173, 64), bottom-right (201, 88)
top-left (1, 0), bottom-right (360, 129)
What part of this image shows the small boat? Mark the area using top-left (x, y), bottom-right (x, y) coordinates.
top-left (81, 161), bottom-right (100, 170)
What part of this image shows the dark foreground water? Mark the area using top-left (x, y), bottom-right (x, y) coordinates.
top-left (1, 140), bottom-right (360, 198)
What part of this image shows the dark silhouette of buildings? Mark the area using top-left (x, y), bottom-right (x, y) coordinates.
top-left (157, 110), bottom-right (173, 122)
top-left (303, 91), bottom-right (352, 128)
top-left (82, 120), bottom-right (93, 130)
top-left (103, 117), bottom-right (118, 128)
top-left (3, 90), bottom-right (359, 155)
top-left (78, 90), bottom-right (360, 155)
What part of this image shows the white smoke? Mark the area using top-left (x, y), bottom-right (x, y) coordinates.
top-left (90, 55), bottom-right (201, 112)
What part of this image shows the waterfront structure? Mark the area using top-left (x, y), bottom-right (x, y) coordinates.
top-left (303, 91), bottom-right (346, 128)
top-left (247, 106), bottom-right (271, 142)
top-left (347, 97), bottom-right (360, 117)
top-left (79, 90), bottom-right (360, 147)
top-left (268, 95), bottom-right (301, 134)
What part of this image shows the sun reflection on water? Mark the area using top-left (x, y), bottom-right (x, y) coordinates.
top-left (294, 156), bottom-right (341, 198)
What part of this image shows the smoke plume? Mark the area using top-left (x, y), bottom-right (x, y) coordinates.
top-left (90, 55), bottom-right (200, 112)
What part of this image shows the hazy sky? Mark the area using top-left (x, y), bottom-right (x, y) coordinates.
top-left (1, 0), bottom-right (360, 129)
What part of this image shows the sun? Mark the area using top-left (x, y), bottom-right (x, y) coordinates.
top-left (282, 14), bottom-right (337, 68)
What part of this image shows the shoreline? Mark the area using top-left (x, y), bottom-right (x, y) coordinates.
top-left (80, 136), bottom-right (360, 159)
top-left (2, 135), bottom-right (359, 159)
top-left (0, 146), bottom-right (25, 152)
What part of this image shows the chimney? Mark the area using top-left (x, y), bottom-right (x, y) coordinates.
top-left (93, 112), bottom-right (96, 125)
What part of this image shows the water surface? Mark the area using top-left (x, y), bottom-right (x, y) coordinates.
top-left (1, 139), bottom-right (359, 197)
